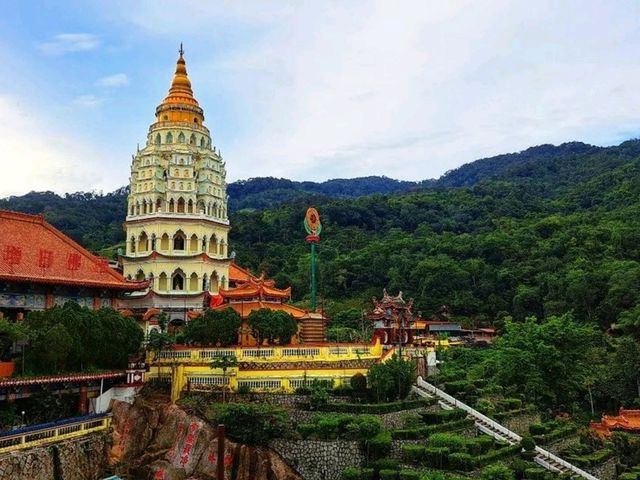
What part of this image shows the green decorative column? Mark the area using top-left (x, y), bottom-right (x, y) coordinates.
top-left (304, 208), bottom-right (322, 312)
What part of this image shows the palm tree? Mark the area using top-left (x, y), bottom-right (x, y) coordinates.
top-left (210, 354), bottom-right (238, 403)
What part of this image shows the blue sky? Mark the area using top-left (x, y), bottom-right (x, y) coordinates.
top-left (1, 1), bottom-right (640, 196)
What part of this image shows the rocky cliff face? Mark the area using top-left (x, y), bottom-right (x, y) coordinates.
top-left (0, 434), bottom-right (108, 480)
top-left (110, 397), bottom-right (302, 480)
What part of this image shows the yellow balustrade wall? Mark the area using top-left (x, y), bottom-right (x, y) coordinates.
top-left (145, 341), bottom-right (385, 401)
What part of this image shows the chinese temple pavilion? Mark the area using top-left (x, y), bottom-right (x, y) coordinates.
top-left (0, 210), bottom-right (146, 319)
top-left (120, 46), bottom-right (231, 329)
top-left (590, 408), bottom-right (640, 436)
top-left (206, 263), bottom-right (326, 345)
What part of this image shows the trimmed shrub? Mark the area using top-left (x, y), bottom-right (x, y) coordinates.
top-left (350, 373), bottom-right (367, 393)
top-left (520, 435), bottom-right (536, 451)
top-left (475, 435), bottom-right (495, 454)
top-left (392, 418), bottom-right (474, 440)
top-left (448, 452), bottom-right (476, 471)
top-left (429, 433), bottom-right (467, 453)
top-left (297, 423), bottom-right (316, 439)
top-left (209, 402), bottom-right (287, 445)
top-left (532, 424), bottom-right (577, 445)
top-left (353, 415), bottom-right (382, 439)
top-left (480, 462), bottom-right (515, 480)
top-left (523, 468), bottom-right (546, 480)
top-left (443, 380), bottom-right (474, 395)
top-left (424, 447), bottom-right (449, 469)
top-left (476, 398), bottom-right (496, 415)
top-left (399, 470), bottom-right (421, 480)
top-left (360, 468), bottom-right (375, 480)
top-left (320, 398), bottom-right (434, 414)
top-left (476, 444), bottom-right (522, 465)
top-left (365, 431), bottom-right (392, 460)
top-left (420, 408), bottom-right (467, 425)
top-left (341, 467), bottom-right (360, 480)
top-left (402, 444), bottom-right (426, 464)
top-left (379, 469), bottom-right (398, 480)
top-left (370, 458), bottom-right (400, 472)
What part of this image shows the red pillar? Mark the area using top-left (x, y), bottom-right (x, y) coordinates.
top-left (78, 385), bottom-right (88, 415)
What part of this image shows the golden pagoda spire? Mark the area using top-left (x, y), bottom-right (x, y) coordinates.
top-left (155, 44), bottom-right (204, 123)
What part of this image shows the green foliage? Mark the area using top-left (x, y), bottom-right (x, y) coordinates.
top-left (350, 373), bottom-right (367, 394)
top-left (22, 303), bottom-right (143, 374)
top-left (423, 447), bottom-right (449, 468)
top-left (367, 354), bottom-right (415, 402)
top-left (184, 308), bottom-right (241, 346)
top-left (420, 408), bottom-right (467, 424)
top-left (341, 467), bottom-right (361, 480)
top-left (209, 402), bottom-right (288, 445)
top-left (488, 315), bottom-right (600, 410)
top-left (429, 433), bottom-right (468, 453)
top-left (523, 468), bottom-right (546, 480)
top-left (0, 318), bottom-right (28, 361)
top-left (398, 470), bottom-right (421, 480)
top-left (401, 444), bottom-right (425, 463)
top-left (300, 413), bottom-right (381, 441)
top-left (480, 463), bottom-right (515, 480)
top-left (447, 452), bottom-right (476, 471)
top-left (379, 470), bottom-right (398, 480)
top-left (520, 435), bottom-right (536, 452)
top-left (364, 431), bottom-right (392, 460)
top-left (318, 398), bottom-right (433, 414)
top-left (392, 418), bottom-right (475, 440)
top-left (247, 308), bottom-right (298, 345)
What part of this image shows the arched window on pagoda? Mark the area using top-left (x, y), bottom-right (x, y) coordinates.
top-left (158, 272), bottom-right (168, 291)
top-left (189, 272), bottom-right (198, 291)
top-left (178, 132), bottom-right (185, 144)
top-left (150, 234), bottom-right (157, 251)
top-left (190, 133), bottom-right (196, 145)
top-left (197, 200), bottom-right (205, 214)
top-left (135, 269), bottom-right (145, 282)
top-left (160, 233), bottom-right (169, 251)
top-left (187, 199), bottom-right (194, 213)
top-left (156, 198), bottom-right (162, 212)
top-left (166, 132), bottom-right (173, 144)
top-left (177, 197), bottom-right (185, 213)
top-left (211, 272), bottom-right (219, 292)
top-left (200, 137), bottom-right (205, 148)
top-left (172, 269), bottom-right (185, 290)
top-left (169, 198), bottom-right (175, 213)
top-left (189, 234), bottom-right (198, 252)
top-left (138, 232), bottom-right (149, 252)
top-left (209, 234), bottom-right (217, 255)
top-left (173, 230), bottom-right (186, 251)
top-left (130, 236), bottom-right (136, 254)
top-left (155, 133), bottom-right (161, 145)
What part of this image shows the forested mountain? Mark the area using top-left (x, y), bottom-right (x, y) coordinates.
top-left (3, 138), bottom-right (640, 331)
top-left (227, 176), bottom-right (428, 211)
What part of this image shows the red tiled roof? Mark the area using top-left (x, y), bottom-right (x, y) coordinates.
top-left (0, 210), bottom-right (147, 291)
top-left (229, 262), bottom-right (253, 283)
top-left (591, 408), bottom-right (640, 436)
top-left (211, 300), bottom-right (307, 319)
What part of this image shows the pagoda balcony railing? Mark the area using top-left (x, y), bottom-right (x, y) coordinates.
top-left (150, 343), bottom-right (383, 365)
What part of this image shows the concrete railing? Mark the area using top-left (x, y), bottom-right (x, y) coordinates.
top-left (415, 377), bottom-right (599, 480)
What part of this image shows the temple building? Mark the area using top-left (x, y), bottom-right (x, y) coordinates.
top-left (120, 46), bottom-right (231, 327)
top-left (0, 210), bottom-right (146, 319)
top-left (206, 263), bottom-right (326, 345)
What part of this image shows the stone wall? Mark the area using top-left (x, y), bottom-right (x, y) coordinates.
top-left (0, 433), bottom-right (108, 480)
top-left (270, 439), bottom-right (364, 480)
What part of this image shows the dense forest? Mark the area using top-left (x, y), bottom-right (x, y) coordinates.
top-left (3, 139), bottom-right (640, 328)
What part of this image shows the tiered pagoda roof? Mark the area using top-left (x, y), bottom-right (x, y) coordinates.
top-left (591, 408), bottom-right (640, 436)
top-left (219, 273), bottom-right (291, 300)
top-left (0, 210), bottom-right (147, 291)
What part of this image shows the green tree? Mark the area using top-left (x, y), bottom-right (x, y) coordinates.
top-left (247, 309), bottom-right (297, 345)
top-left (184, 308), bottom-right (241, 346)
top-left (367, 354), bottom-right (415, 402)
top-left (210, 354), bottom-right (238, 403)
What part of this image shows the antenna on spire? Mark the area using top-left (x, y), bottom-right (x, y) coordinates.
top-left (179, 42), bottom-right (184, 57)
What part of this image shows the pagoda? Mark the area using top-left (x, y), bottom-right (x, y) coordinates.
top-left (120, 46), bottom-right (231, 330)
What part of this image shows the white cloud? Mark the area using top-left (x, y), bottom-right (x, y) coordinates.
top-left (0, 96), bottom-right (114, 197)
top-left (73, 94), bottom-right (104, 108)
top-left (104, 1), bottom-right (640, 183)
top-left (96, 73), bottom-right (129, 88)
top-left (38, 33), bottom-right (99, 55)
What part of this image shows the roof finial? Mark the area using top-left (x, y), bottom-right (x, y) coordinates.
top-left (179, 42), bottom-right (184, 57)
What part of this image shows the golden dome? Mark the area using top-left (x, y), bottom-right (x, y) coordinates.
top-left (155, 45), bottom-right (205, 124)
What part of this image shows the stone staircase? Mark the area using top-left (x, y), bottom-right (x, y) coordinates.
top-left (413, 377), bottom-right (599, 480)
